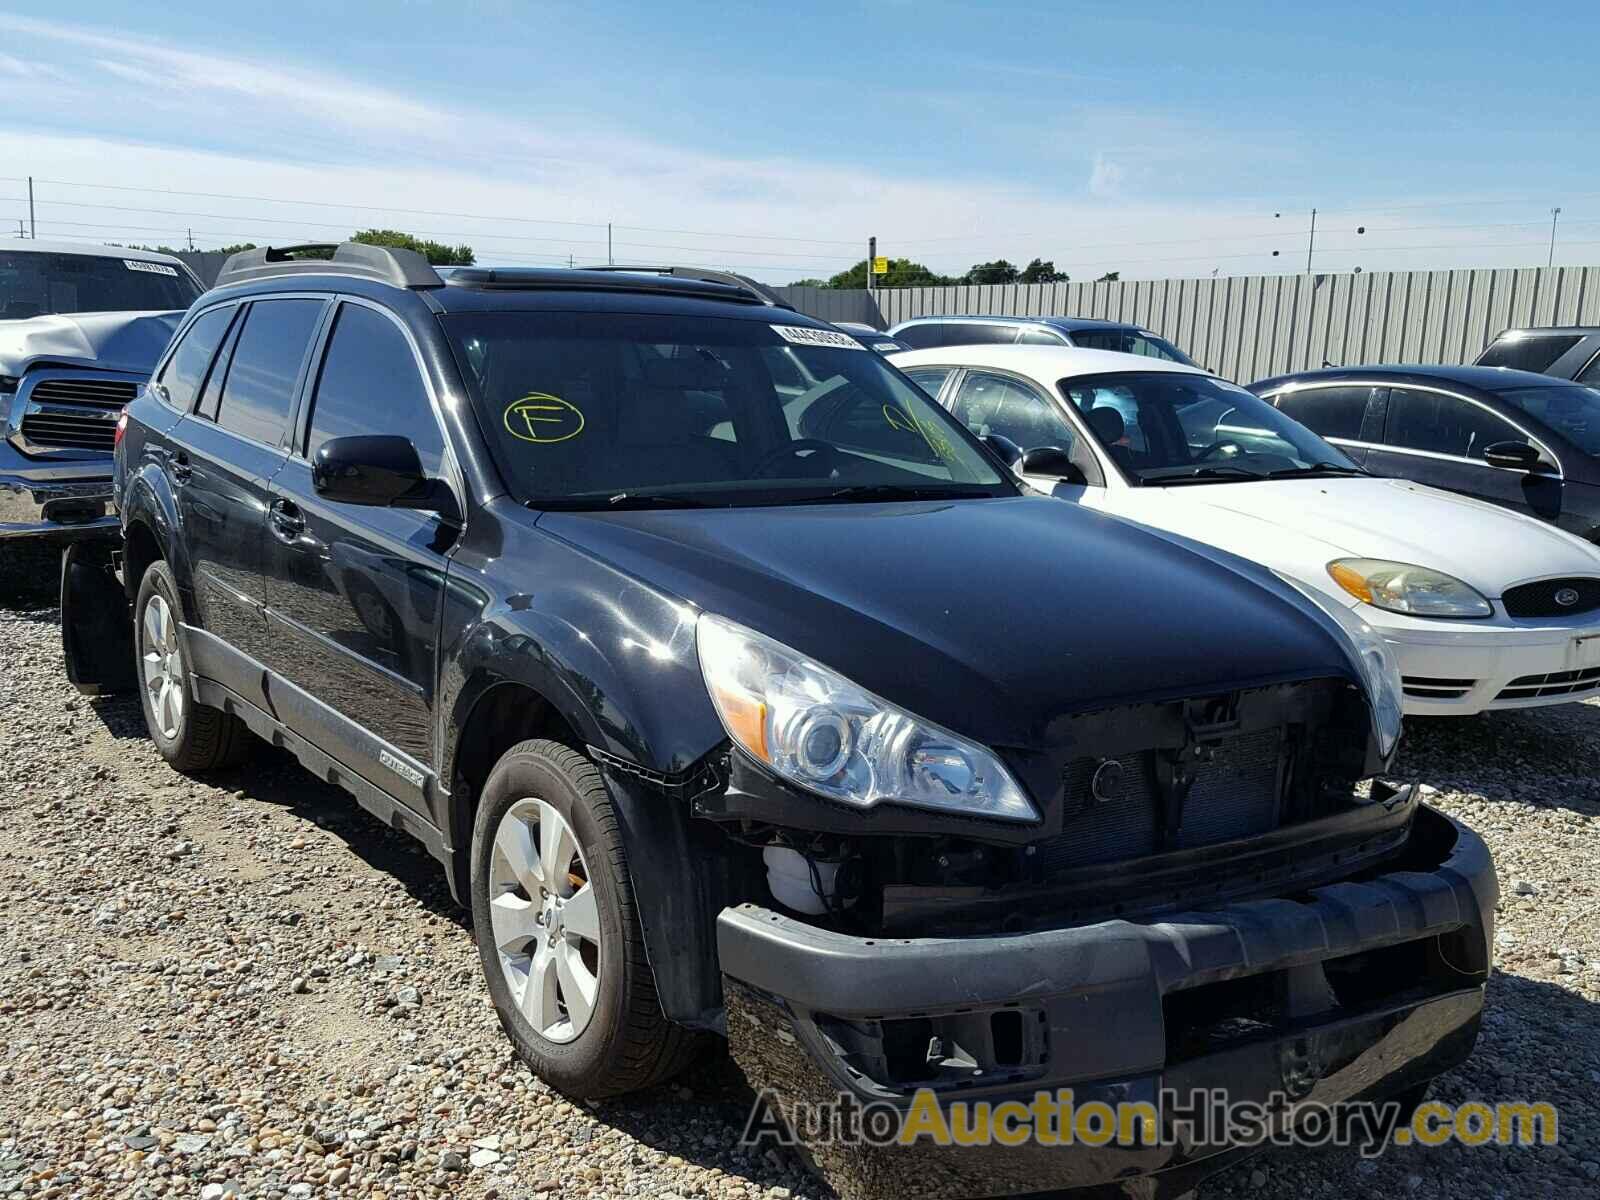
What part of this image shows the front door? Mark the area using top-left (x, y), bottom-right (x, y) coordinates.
top-left (261, 299), bottom-right (456, 813)
top-left (1364, 385), bottom-right (1566, 524)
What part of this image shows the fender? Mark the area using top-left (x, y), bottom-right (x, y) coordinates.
top-left (120, 457), bottom-right (196, 614)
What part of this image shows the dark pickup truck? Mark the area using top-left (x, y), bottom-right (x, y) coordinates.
top-left (63, 243), bottom-right (1494, 1200)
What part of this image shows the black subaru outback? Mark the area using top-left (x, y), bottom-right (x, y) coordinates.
top-left (63, 244), bottom-right (1494, 1200)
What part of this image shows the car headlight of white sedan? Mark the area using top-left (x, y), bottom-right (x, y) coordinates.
top-left (1327, 558), bottom-right (1493, 619)
top-left (697, 612), bottom-right (1038, 823)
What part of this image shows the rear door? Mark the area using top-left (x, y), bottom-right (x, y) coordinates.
top-left (171, 296), bottom-right (326, 675)
top-left (260, 299), bottom-right (458, 813)
top-left (1265, 384), bottom-right (1382, 464)
top-left (1364, 385), bottom-right (1564, 521)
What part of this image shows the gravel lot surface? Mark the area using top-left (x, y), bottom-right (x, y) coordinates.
top-left (1, 594), bottom-right (1597, 1199)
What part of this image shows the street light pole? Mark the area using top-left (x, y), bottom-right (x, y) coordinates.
top-left (1549, 207), bottom-right (1562, 268)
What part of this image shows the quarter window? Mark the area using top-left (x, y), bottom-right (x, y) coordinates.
top-left (156, 306), bottom-right (235, 412)
top-left (214, 298), bottom-right (324, 447)
top-left (307, 304), bottom-right (444, 475)
top-left (1578, 353), bottom-right (1600, 386)
top-left (1271, 386), bottom-right (1372, 441)
top-left (1385, 388), bottom-right (1526, 460)
top-left (1017, 328), bottom-right (1066, 346)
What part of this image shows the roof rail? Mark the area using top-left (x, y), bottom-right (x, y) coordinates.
top-left (578, 264), bottom-right (794, 309)
top-left (213, 242), bottom-right (445, 290)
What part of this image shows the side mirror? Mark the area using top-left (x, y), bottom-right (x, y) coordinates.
top-left (1017, 445), bottom-right (1088, 485)
top-left (1482, 440), bottom-right (1545, 472)
top-left (313, 435), bottom-right (458, 518)
top-left (981, 432), bottom-right (1023, 466)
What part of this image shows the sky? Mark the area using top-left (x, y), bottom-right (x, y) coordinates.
top-left (2, 1), bottom-right (1598, 283)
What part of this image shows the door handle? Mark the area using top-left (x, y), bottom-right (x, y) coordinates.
top-left (268, 499), bottom-right (305, 541)
top-left (171, 451), bottom-right (192, 484)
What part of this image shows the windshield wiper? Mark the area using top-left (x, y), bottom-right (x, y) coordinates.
top-left (790, 483), bottom-right (1001, 504)
top-left (1265, 462), bottom-right (1366, 478)
top-left (1140, 465), bottom-right (1267, 486)
top-left (527, 492), bottom-right (715, 511)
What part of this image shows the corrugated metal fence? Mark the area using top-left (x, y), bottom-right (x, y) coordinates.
top-left (827, 267), bottom-right (1600, 381)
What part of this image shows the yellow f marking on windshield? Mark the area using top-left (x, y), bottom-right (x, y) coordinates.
top-left (505, 393), bottom-right (585, 444)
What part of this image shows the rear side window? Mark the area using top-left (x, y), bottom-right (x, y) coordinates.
top-left (1477, 333), bottom-right (1581, 374)
top-left (1386, 387), bottom-right (1526, 459)
top-left (215, 299), bottom-right (325, 446)
top-left (306, 303), bottom-right (444, 475)
top-left (1579, 353), bottom-right (1600, 386)
top-left (156, 306), bottom-right (235, 412)
top-left (944, 323), bottom-right (1020, 346)
top-left (1018, 328), bottom-right (1066, 346)
top-left (1068, 329), bottom-right (1194, 364)
top-left (952, 371), bottom-right (1079, 454)
top-left (892, 323), bottom-right (947, 350)
top-left (1271, 385), bottom-right (1372, 441)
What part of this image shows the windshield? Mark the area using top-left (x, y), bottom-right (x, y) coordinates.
top-left (1067, 328), bottom-right (1196, 366)
top-left (0, 251), bottom-right (202, 319)
top-left (1492, 383), bottom-right (1600, 455)
top-left (443, 311), bottom-right (1012, 508)
top-left (1058, 371), bottom-right (1359, 484)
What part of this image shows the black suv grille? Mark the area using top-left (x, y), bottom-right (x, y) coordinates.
top-left (1037, 728), bottom-right (1283, 871)
top-left (1503, 577), bottom-right (1600, 617)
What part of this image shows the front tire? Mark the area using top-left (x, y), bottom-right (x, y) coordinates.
top-left (134, 560), bottom-right (249, 771)
top-left (470, 739), bottom-right (702, 1098)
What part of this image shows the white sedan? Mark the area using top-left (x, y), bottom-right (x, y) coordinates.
top-left (891, 344), bottom-right (1600, 716)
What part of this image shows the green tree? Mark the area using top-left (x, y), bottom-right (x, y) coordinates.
top-left (787, 277), bottom-right (827, 288)
top-left (351, 228), bottom-right (475, 266)
top-left (1019, 258), bottom-right (1068, 284)
top-left (825, 258), bottom-right (953, 289)
top-left (963, 259), bottom-right (1020, 285)
top-left (1095, 270), bottom-right (1121, 283)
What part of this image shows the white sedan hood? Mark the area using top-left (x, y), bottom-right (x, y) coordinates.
top-left (1120, 476), bottom-right (1600, 599)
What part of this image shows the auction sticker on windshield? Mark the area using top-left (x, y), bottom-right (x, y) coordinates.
top-left (124, 260), bottom-right (179, 276)
top-left (504, 393), bottom-right (585, 444)
top-left (771, 325), bottom-right (865, 350)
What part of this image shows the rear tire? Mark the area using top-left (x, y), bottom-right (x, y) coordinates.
top-left (133, 560), bottom-right (250, 771)
top-left (470, 738), bottom-right (706, 1098)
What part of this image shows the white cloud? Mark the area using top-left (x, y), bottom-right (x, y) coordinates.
top-left (1088, 154), bottom-right (1127, 199)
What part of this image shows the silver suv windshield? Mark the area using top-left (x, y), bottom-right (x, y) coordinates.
top-left (0, 251), bottom-right (202, 319)
top-left (443, 310), bottom-right (1012, 509)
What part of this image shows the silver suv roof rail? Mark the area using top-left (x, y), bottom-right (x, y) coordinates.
top-left (214, 243), bottom-right (446, 290)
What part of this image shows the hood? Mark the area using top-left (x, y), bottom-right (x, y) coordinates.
top-left (1135, 476), bottom-right (1600, 598)
top-left (537, 495), bottom-right (1361, 749)
top-left (0, 310), bottom-right (185, 376)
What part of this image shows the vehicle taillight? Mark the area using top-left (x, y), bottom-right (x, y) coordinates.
top-left (114, 409), bottom-right (129, 448)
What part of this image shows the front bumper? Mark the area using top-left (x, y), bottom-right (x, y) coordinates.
top-left (1384, 616), bottom-right (1600, 715)
top-left (0, 443), bottom-right (116, 540)
top-left (718, 805), bottom-right (1495, 1200)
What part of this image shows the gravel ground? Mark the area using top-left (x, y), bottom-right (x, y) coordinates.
top-left (1, 594), bottom-right (1596, 1200)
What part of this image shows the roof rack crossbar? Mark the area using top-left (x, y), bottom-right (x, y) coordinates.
top-left (577, 264), bottom-right (794, 309)
top-left (214, 242), bottom-right (445, 290)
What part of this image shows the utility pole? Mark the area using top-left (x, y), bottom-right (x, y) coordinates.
top-left (27, 176), bottom-right (36, 239)
top-left (1305, 207), bottom-right (1316, 275)
top-left (867, 235), bottom-right (876, 293)
top-left (607, 222), bottom-right (613, 266)
top-left (187, 228), bottom-right (195, 251)
top-left (1549, 207), bottom-right (1562, 268)
top-left (568, 252), bottom-right (575, 269)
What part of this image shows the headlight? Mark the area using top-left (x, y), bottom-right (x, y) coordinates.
top-left (696, 613), bottom-right (1038, 822)
top-left (1277, 574), bottom-right (1404, 757)
top-left (1327, 558), bottom-right (1492, 618)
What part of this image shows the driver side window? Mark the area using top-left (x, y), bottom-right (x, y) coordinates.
top-left (950, 371), bottom-right (1079, 456)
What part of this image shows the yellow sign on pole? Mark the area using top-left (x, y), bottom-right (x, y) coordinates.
top-left (872, 256), bottom-right (889, 275)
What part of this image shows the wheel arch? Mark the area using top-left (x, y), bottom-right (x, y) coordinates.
top-left (120, 463), bottom-right (195, 616)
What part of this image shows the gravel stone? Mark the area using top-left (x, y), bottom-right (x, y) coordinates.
top-left (1, 601), bottom-right (1596, 1200)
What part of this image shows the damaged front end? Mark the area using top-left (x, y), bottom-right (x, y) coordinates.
top-left (672, 676), bottom-right (1494, 1199)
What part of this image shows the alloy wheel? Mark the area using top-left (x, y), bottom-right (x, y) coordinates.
top-left (487, 798), bottom-right (602, 1043)
top-left (140, 592), bottom-right (185, 740)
